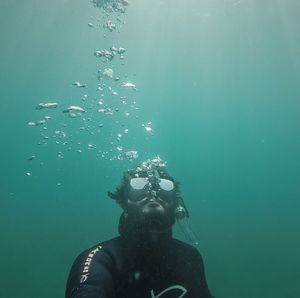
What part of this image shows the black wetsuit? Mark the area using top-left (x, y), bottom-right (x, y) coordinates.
top-left (66, 215), bottom-right (214, 298)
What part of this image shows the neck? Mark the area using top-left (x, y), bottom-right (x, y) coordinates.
top-left (118, 212), bottom-right (172, 248)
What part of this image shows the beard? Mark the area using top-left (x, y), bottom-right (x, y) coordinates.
top-left (129, 205), bottom-right (175, 231)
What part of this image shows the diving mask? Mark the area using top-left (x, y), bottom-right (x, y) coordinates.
top-left (127, 177), bottom-right (176, 202)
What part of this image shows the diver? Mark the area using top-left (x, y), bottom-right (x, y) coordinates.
top-left (65, 157), bottom-right (214, 298)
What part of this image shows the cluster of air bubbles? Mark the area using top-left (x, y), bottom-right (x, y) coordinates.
top-left (92, 0), bottom-right (129, 14)
top-left (104, 20), bottom-right (117, 32)
top-left (27, 91), bottom-right (142, 164)
top-left (28, 120), bottom-right (46, 126)
top-left (99, 68), bottom-right (114, 80)
top-left (124, 150), bottom-right (138, 161)
top-left (89, 0), bottom-right (129, 33)
top-left (134, 157), bottom-right (166, 176)
top-left (98, 107), bottom-right (114, 115)
top-left (28, 112), bottom-right (54, 127)
top-left (63, 106), bottom-right (86, 118)
top-left (142, 122), bottom-right (153, 134)
top-left (94, 46), bottom-right (126, 62)
top-left (26, 0), bottom-right (158, 180)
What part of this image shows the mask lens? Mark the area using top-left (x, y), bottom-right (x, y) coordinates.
top-left (130, 178), bottom-right (148, 190)
top-left (128, 178), bottom-right (148, 202)
top-left (159, 179), bottom-right (174, 191)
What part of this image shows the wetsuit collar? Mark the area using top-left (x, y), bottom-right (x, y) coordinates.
top-left (118, 212), bottom-right (172, 249)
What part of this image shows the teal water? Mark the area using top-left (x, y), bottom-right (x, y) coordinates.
top-left (1, 0), bottom-right (300, 297)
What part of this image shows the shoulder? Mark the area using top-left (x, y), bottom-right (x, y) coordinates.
top-left (171, 238), bottom-right (198, 252)
top-left (83, 237), bottom-right (122, 253)
top-left (171, 239), bottom-right (204, 261)
top-left (73, 237), bottom-right (122, 266)
top-left (66, 237), bottom-right (123, 297)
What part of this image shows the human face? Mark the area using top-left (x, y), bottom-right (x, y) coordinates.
top-left (124, 177), bottom-right (178, 229)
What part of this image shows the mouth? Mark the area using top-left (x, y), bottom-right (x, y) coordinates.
top-left (147, 201), bottom-right (160, 207)
top-left (142, 199), bottom-right (165, 216)
top-left (145, 198), bottom-right (163, 207)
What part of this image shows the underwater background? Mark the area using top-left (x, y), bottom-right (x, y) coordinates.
top-left (0, 0), bottom-right (300, 297)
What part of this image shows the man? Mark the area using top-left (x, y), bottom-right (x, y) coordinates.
top-left (66, 157), bottom-right (214, 298)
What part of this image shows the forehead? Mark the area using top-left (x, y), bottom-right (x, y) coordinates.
top-left (125, 170), bottom-right (153, 181)
top-left (127, 167), bottom-right (171, 179)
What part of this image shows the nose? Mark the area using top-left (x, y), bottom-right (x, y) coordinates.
top-left (147, 191), bottom-right (162, 203)
top-left (149, 190), bottom-right (157, 198)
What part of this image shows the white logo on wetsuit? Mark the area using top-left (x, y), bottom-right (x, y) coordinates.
top-left (150, 285), bottom-right (187, 298)
top-left (80, 245), bottom-right (102, 283)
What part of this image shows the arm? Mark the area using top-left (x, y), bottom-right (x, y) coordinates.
top-left (65, 245), bottom-right (116, 298)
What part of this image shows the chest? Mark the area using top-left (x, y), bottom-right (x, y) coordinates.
top-left (115, 254), bottom-right (194, 298)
